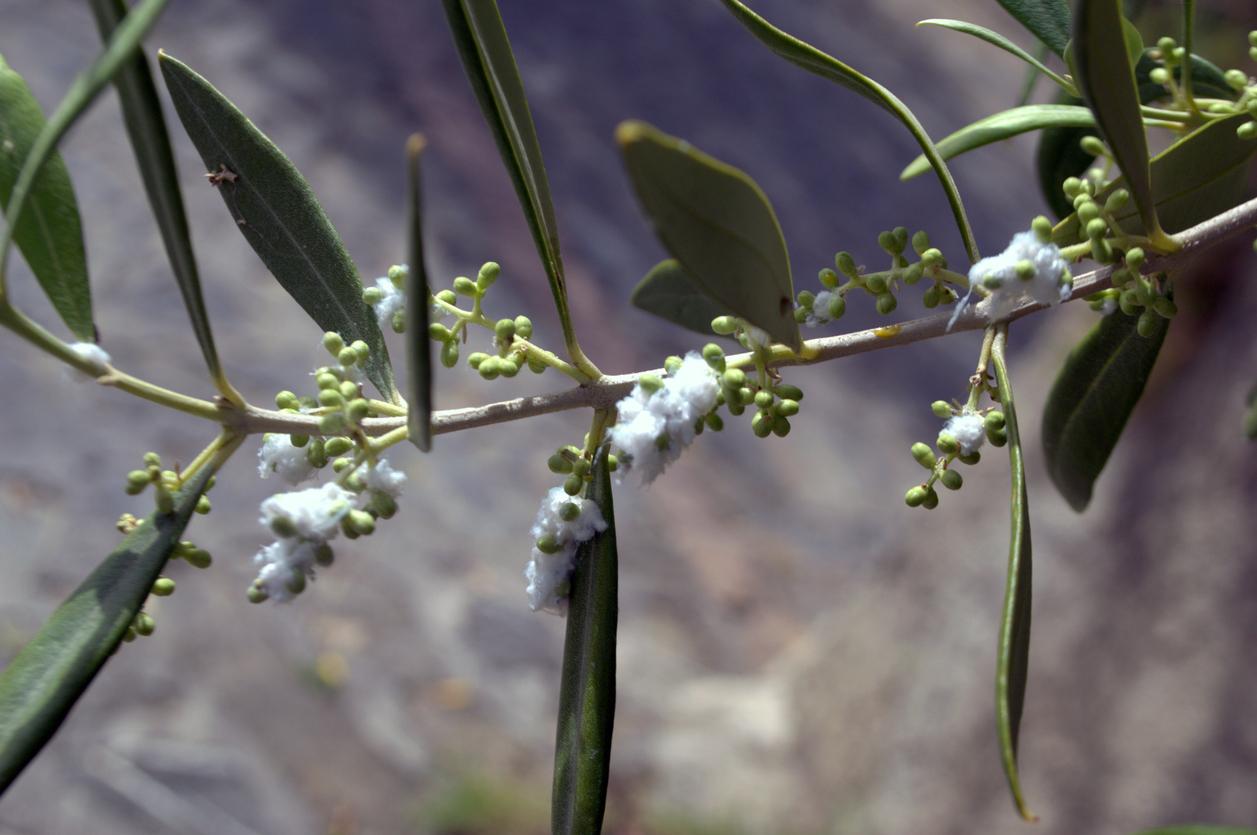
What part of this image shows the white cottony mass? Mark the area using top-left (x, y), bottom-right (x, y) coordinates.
top-left (524, 486), bottom-right (607, 614)
top-left (969, 230), bottom-right (1073, 320)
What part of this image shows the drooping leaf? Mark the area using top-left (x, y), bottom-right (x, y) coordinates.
top-left (404, 135), bottom-right (433, 452)
top-left (617, 121), bottom-right (798, 348)
top-left (552, 448), bottom-right (617, 835)
top-left (87, 0), bottom-right (238, 403)
top-left (717, 0), bottom-right (980, 264)
top-left (995, 0), bottom-right (1071, 56)
top-left (159, 53), bottom-right (395, 400)
top-left (630, 259), bottom-right (732, 338)
top-left (0, 0), bottom-right (169, 338)
top-left (990, 327), bottom-right (1035, 822)
top-left (0, 467), bottom-right (211, 796)
top-left (917, 20), bottom-right (1074, 93)
top-left (1073, 0), bottom-right (1170, 248)
top-left (1042, 308), bottom-right (1168, 512)
top-left (0, 56), bottom-right (92, 340)
top-left (1053, 114), bottom-right (1256, 242)
top-left (440, 0), bottom-right (580, 359)
top-left (902, 104), bottom-right (1095, 180)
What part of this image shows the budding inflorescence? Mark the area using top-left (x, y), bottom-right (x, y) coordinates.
top-left (524, 486), bottom-right (607, 614)
top-left (794, 227), bottom-right (966, 327)
top-left (965, 221), bottom-right (1073, 322)
top-left (362, 263), bottom-right (410, 333)
top-left (904, 398), bottom-right (1006, 510)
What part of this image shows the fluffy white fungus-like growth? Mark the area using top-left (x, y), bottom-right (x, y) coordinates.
top-left (69, 342), bottom-right (111, 376)
top-left (802, 290), bottom-right (842, 327)
top-left (369, 275), bottom-right (406, 331)
top-left (363, 458), bottom-right (406, 497)
top-left (607, 353), bottom-right (720, 484)
top-left (257, 434), bottom-right (316, 485)
top-left (944, 412), bottom-right (987, 456)
top-left (524, 486), bottom-right (607, 614)
top-left (260, 482), bottom-right (353, 542)
top-left (969, 231), bottom-right (1072, 320)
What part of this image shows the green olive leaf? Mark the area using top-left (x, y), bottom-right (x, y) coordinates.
top-left (87, 0), bottom-right (238, 403)
top-left (630, 259), bottom-right (732, 339)
top-left (0, 467), bottom-right (212, 796)
top-left (1042, 308), bottom-right (1168, 512)
top-left (991, 328), bottom-right (1035, 822)
top-left (440, 0), bottom-right (581, 361)
top-left (717, 0), bottom-right (979, 264)
top-left (902, 104), bottom-right (1095, 181)
top-left (917, 20), bottom-right (1075, 94)
top-left (159, 53), bottom-right (396, 400)
top-left (1073, 0), bottom-right (1171, 248)
top-left (1053, 114), bottom-right (1256, 242)
top-left (617, 121), bottom-right (798, 348)
top-left (994, 0), bottom-right (1071, 56)
top-left (552, 448), bottom-right (618, 835)
top-left (404, 135), bottom-right (433, 453)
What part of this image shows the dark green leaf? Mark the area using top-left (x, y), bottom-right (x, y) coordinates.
top-left (552, 448), bottom-right (617, 835)
top-left (990, 328), bottom-right (1035, 822)
top-left (1053, 114), bottom-right (1256, 242)
top-left (0, 467), bottom-right (211, 796)
top-left (630, 259), bottom-right (732, 338)
top-left (1042, 308), bottom-right (1168, 512)
top-left (902, 104), bottom-right (1095, 180)
top-left (917, 20), bottom-right (1074, 93)
top-left (995, 0), bottom-right (1071, 56)
top-left (159, 53), bottom-right (395, 400)
top-left (1074, 0), bottom-right (1170, 247)
top-left (0, 56), bottom-right (92, 340)
top-left (717, 0), bottom-right (980, 264)
top-left (87, 0), bottom-right (238, 403)
top-left (440, 0), bottom-right (577, 355)
top-left (1245, 383), bottom-right (1257, 441)
top-left (617, 120), bottom-right (798, 348)
top-left (1134, 828), bottom-right (1257, 835)
top-left (0, 0), bottom-right (169, 337)
top-left (404, 135), bottom-right (433, 452)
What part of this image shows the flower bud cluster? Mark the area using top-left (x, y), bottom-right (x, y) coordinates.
top-left (362, 264), bottom-right (410, 333)
top-left (249, 458), bottom-right (406, 603)
top-left (123, 451), bottom-right (212, 516)
top-left (1088, 248), bottom-right (1177, 336)
top-left (524, 486), bottom-right (607, 614)
top-left (968, 221), bottom-right (1073, 321)
top-left (794, 227), bottom-right (964, 327)
top-left (904, 401), bottom-right (1006, 510)
top-left (547, 444), bottom-right (618, 497)
top-left (466, 314), bottom-right (541, 380)
top-left (608, 352), bottom-right (720, 484)
top-left (1149, 32), bottom-right (1257, 139)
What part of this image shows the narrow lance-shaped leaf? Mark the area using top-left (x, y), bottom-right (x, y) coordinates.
top-left (158, 53), bottom-right (396, 400)
top-left (995, 0), bottom-right (1071, 56)
top-left (552, 447), bottom-right (618, 835)
top-left (630, 259), bottom-right (733, 339)
top-left (404, 134), bottom-right (433, 452)
top-left (87, 0), bottom-right (239, 404)
top-left (1074, 0), bottom-right (1172, 249)
top-left (0, 467), bottom-right (212, 796)
top-left (991, 327), bottom-right (1035, 822)
top-left (917, 20), bottom-right (1075, 94)
top-left (902, 105), bottom-right (1095, 180)
top-left (440, 0), bottom-right (584, 364)
top-left (617, 120), bottom-right (799, 348)
top-left (1245, 383), bottom-right (1257, 441)
top-left (0, 56), bottom-right (92, 340)
top-left (718, 0), bottom-right (979, 264)
top-left (1042, 308), bottom-right (1168, 511)
top-left (0, 0), bottom-right (169, 333)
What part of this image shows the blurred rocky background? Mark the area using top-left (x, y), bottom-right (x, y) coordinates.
top-left (0, 0), bottom-right (1254, 833)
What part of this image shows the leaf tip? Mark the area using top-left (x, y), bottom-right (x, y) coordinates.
top-left (406, 132), bottom-right (427, 158)
top-left (615, 119), bottom-right (651, 148)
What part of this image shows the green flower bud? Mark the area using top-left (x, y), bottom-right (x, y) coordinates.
top-left (793, 306), bottom-right (809, 324)
top-left (436, 289), bottom-right (457, 305)
top-left (639, 374), bottom-right (664, 394)
top-left (152, 577), bottom-right (176, 596)
top-left (796, 290), bottom-right (816, 308)
top-left (903, 263), bottom-right (924, 285)
top-left (501, 358), bottom-right (521, 378)
top-left (247, 585), bottom-right (269, 604)
top-left (195, 495), bottom-right (212, 515)
top-left (346, 399), bottom-right (369, 423)
top-left (911, 230), bottom-right (930, 255)
top-left (453, 276), bottom-right (477, 296)
top-left (818, 267), bottom-right (839, 289)
top-left (982, 273), bottom-right (1004, 290)
top-left (316, 371), bottom-right (340, 390)
top-left (351, 341), bottom-right (370, 362)
top-left (572, 458), bottom-right (592, 477)
top-left (702, 343), bottom-right (726, 371)
top-left (319, 413), bottom-right (347, 435)
top-left (826, 295), bottom-right (846, 320)
top-left (921, 488), bottom-right (939, 510)
top-left (332, 458), bottom-right (352, 473)
top-left (1085, 217), bottom-right (1109, 241)
top-left (477, 261), bottom-right (501, 288)
top-left (479, 357), bottom-right (501, 380)
top-left (314, 543), bottom-right (335, 566)
top-left (270, 515), bottom-right (298, 538)
top-left (323, 331), bottom-right (345, 356)
top-left (711, 315), bottom-right (738, 335)
top-left (705, 412), bottom-right (724, 431)
top-left (771, 416), bottom-right (791, 437)
top-left (958, 451), bottom-right (981, 466)
top-left (1118, 290), bottom-right (1141, 316)
top-left (866, 273), bottom-right (888, 294)
top-left (877, 230), bottom-right (896, 253)
top-left (905, 486), bottom-right (928, 507)
top-left (495, 318), bottom-right (516, 342)
top-left (290, 434), bottom-right (309, 449)
top-left (931, 400), bottom-right (952, 418)
top-left (122, 626), bottom-right (137, 642)
top-left (772, 383), bottom-right (803, 401)
top-left (528, 355), bottom-right (547, 374)
top-left (126, 469), bottom-right (151, 493)
top-left (754, 390), bottom-right (774, 409)
top-left (514, 315), bottom-right (533, 338)
top-left (727, 401), bottom-right (745, 417)
top-left (334, 381), bottom-right (356, 401)
top-left (988, 427), bottom-right (1009, 447)
top-left (155, 488), bottom-right (174, 515)
top-left (143, 452), bottom-right (162, 467)
top-left (1225, 68), bottom-right (1248, 91)
top-left (275, 390), bottom-right (300, 410)
top-left (723, 368), bottom-right (747, 389)
top-left (547, 453), bottom-right (573, 474)
top-left (923, 286), bottom-right (941, 308)
top-left (1137, 309), bottom-right (1160, 338)
top-left (317, 389), bottom-right (345, 408)
top-left (537, 533), bottom-right (562, 554)
top-left (1125, 247), bottom-right (1145, 270)
top-left (775, 398), bottom-right (800, 417)
top-left (307, 439), bottom-right (329, 469)
top-left (984, 411), bottom-right (1006, 431)
top-left (563, 474), bottom-right (584, 496)
top-left (1152, 297), bottom-right (1177, 319)
top-left (134, 612), bottom-right (155, 637)
top-left (1079, 135), bottom-right (1107, 156)
top-left (1105, 189), bottom-right (1131, 213)
top-left (1237, 122), bottom-right (1257, 141)
top-left (285, 570), bottom-right (307, 596)
top-left (388, 264), bottom-right (408, 283)
top-left (1014, 260), bottom-right (1036, 281)
top-left (607, 454), bottom-right (619, 471)
top-left (1149, 67), bottom-right (1171, 85)
top-left (321, 437), bottom-right (350, 457)
top-left (921, 248), bottom-right (944, 268)
top-left (1031, 216), bottom-right (1053, 242)
top-left (468, 352), bottom-right (489, 369)
top-left (875, 293), bottom-right (897, 315)
top-left (835, 251), bottom-right (858, 277)
top-left (441, 340), bottom-right (460, 368)
top-left (664, 355), bottom-right (683, 375)
top-left (346, 509), bottom-right (376, 536)
top-left (559, 502), bottom-right (581, 522)
top-left (751, 411), bottom-right (773, 437)
top-left (1156, 36), bottom-right (1176, 55)
top-left (936, 432), bottom-right (959, 455)
top-left (911, 442), bottom-right (937, 469)
top-left (940, 469), bottom-right (963, 491)
top-left (363, 286), bottom-right (383, 305)
top-left (337, 347), bottom-right (359, 367)
top-left (429, 322), bottom-right (452, 343)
